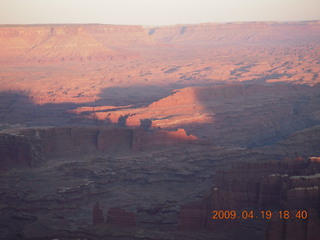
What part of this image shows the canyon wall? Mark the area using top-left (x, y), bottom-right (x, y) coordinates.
top-left (0, 126), bottom-right (196, 169)
top-left (178, 159), bottom-right (320, 240)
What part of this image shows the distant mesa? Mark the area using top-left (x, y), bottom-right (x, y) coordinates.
top-left (0, 22), bottom-right (319, 64)
top-left (0, 25), bottom-right (141, 63)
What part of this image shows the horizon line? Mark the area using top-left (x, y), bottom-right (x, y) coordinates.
top-left (0, 20), bottom-right (319, 28)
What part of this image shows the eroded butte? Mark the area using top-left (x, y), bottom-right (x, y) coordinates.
top-left (0, 22), bottom-right (320, 240)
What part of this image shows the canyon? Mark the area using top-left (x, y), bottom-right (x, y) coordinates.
top-left (1, 126), bottom-right (319, 240)
top-left (0, 21), bottom-right (319, 239)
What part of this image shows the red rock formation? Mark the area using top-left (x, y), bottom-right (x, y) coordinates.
top-left (105, 208), bottom-right (136, 227)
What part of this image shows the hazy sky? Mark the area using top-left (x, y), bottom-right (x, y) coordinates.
top-left (1, 0), bottom-right (319, 25)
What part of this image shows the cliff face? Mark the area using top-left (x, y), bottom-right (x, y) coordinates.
top-left (0, 126), bottom-right (196, 170)
top-left (0, 127), bottom-right (132, 167)
top-left (208, 160), bottom-right (320, 210)
top-left (178, 159), bottom-right (320, 239)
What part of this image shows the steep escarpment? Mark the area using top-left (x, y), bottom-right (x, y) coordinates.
top-left (0, 126), bottom-right (196, 169)
top-left (0, 127), bottom-right (131, 168)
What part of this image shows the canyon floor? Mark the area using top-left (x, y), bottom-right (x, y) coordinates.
top-left (0, 22), bottom-right (320, 240)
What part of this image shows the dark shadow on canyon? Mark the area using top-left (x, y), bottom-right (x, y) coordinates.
top-left (96, 85), bottom-right (174, 107)
top-left (0, 85), bottom-right (174, 127)
top-left (187, 82), bottom-right (320, 148)
top-left (1, 82), bottom-right (320, 149)
top-left (0, 90), bottom-right (80, 126)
